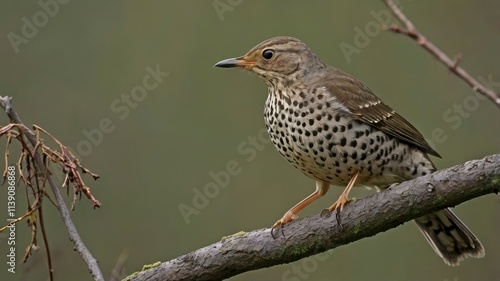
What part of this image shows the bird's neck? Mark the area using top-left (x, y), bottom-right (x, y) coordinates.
top-left (263, 70), bottom-right (310, 99)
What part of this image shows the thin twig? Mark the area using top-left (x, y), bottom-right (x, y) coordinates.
top-left (38, 201), bottom-right (54, 281)
top-left (0, 208), bottom-right (36, 232)
top-left (383, 0), bottom-right (500, 107)
top-left (33, 125), bottom-right (101, 209)
top-left (110, 249), bottom-right (130, 281)
top-left (0, 96), bottom-right (104, 281)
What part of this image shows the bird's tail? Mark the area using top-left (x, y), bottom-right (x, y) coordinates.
top-left (414, 208), bottom-right (485, 266)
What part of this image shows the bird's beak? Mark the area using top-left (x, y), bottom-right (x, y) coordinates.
top-left (214, 56), bottom-right (256, 68)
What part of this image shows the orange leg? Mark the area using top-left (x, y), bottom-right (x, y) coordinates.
top-left (322, 170), bottom-right (359, 219)
top-left (271, 181), bottom-right (330, 237)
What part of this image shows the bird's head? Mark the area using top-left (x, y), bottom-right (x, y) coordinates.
top-left (214, 36), bottom-right (324, 84)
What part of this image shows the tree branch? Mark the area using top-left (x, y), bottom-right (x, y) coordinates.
top-left (383, 0), bottom-right (500, 108)
top-left (127, 154), bottom-right (500, 281)
top-left (0, 96), bottom-right (104, 281)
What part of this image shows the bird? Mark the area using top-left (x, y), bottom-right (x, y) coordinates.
top-left (214, 36), bottom-right (484, 266)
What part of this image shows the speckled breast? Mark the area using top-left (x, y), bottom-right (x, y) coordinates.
top-left (263, 87), bottom-right (434, 188)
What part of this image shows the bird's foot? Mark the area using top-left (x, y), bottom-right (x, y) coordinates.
top-left (271, 211), bottom-right (297, 239)
top-left (320, 170), bottom-right (359, 230)
top-left (320, 193), bottom-right (352, 230)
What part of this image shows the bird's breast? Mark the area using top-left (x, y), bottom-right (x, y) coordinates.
top-left (263, 87), bottom-right (428, 187)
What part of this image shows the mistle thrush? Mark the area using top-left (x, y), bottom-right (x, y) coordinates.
top-left (215, 36), bottom-right (484, 266)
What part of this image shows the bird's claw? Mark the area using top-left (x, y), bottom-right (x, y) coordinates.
top-left (336, 211), bottom-right (344, 230)
top-left (271, 222), bottom-right (285, 239)
top-left (320, 197), bottom-right (351, 230)
top-left (320, 208), bottom-right (332, 218)
top-left (270, 213), bottom-right (297, 239)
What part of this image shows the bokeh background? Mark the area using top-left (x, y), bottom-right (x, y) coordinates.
top-left (1, 1), bottom-right (499, 280)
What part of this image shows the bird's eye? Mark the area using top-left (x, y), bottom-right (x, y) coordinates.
top-left (262, 49), bottom-right (274, 60)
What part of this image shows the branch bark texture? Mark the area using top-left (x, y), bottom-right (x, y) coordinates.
top-left (128, 154), bottom-right (500, 281)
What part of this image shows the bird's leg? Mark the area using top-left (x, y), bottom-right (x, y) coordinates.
top-left (321, 170), bottom-right (359, 227)
top-left (271, 181), bottom-right (330, 238)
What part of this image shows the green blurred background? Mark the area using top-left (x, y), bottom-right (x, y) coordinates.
top-left (1, 1), bottom-right (499, 280)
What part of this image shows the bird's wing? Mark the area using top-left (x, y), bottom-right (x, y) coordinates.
top-left (322, 69), bottom-right (441, 157)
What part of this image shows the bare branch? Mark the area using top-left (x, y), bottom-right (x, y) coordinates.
top-left (0, 96), bottom-right (104, 281)
top-left (127, 154), bottom-right (500, 281)
top-left (383, 0), bottom-right (500, 107)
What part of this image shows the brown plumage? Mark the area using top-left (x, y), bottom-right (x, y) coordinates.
top-left (215, 36), bottom-right (484, 266)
